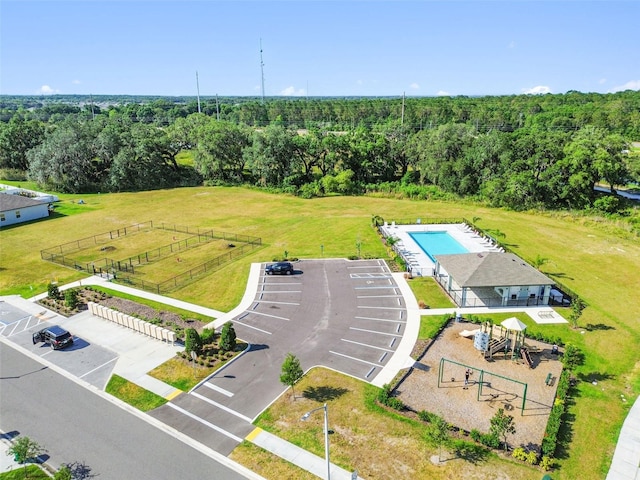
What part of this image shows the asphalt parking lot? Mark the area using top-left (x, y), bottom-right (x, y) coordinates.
top-left (0, 299), bottom-right (119, 389)
top-left (151, 258), bottom-right (408, 454)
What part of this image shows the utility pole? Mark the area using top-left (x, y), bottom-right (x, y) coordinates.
top-left (260, 39), bottom-right (266, 104)
top-left (196, 71), bottom-right (201, 113)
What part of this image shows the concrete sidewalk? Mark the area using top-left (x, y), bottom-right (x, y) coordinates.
top-left (606, 395), bottom-right (640, 480)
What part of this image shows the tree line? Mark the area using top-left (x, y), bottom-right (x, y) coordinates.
top-left (0, 92), bottom-right (638, 212)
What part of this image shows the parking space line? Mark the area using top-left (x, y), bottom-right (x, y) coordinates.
top-left (350, 326), bottom-right (402, 337)
top-left (254, 300), bottom-right (300, 306)
top-left (247, 311), bottom-right (289, 321)
top-left (355, 316), bottom-right (406, 324)
top-left (203, 382), bottom-right (234, 398)
top-left (258, 290), bottom-right (302, 294)
top-left (7, 316), bottom-right (31, 336)
top-left (389, 338), bottom-right (396, 348)
top-left (233, 320), bottom-right (272, 335)
top-left (379, 352), bottom-right (388, 363)
top-left (341, 338), bottom-right (394, 352)
top-left (357, 305), bottom-right (405, 310)
top-left (191, 392), bottom-right (252, 422)
top-left (354, 286), bottom-right (398, 290)
top-left (330, 350), bottom-right (382, 367)
top-left (356, 295), bottom-right (402, 298)
top-left (167, 403), bottom-right (243, 442)
top-left (79, 357), bottom-right (118, 379)
top-left (366, 367), bottom-right (376, 378)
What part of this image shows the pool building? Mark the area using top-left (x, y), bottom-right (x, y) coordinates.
top-left (380, 222), bottom-right (555, 308)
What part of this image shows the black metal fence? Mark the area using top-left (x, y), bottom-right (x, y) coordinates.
top-left (41, 221), bottom-right (262, 293)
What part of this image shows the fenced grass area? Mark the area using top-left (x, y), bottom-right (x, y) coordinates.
top-left (40, 221), bottom-right (262, 294)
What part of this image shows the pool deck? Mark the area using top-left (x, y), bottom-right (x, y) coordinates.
top-left (381, 222), bottom-right (503, 277)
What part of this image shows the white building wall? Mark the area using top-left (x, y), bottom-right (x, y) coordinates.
top-left (0, 204), bottom-right (49, 227)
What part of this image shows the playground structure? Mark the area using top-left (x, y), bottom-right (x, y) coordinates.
top-left (469, 317), bottom-right (533, 367)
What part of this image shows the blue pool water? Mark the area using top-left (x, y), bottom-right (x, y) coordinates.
top-left (409, 231), bottom-right (469, 262)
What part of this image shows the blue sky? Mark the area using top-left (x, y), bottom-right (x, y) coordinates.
top-left (1, 1), bottom-right (639, 97)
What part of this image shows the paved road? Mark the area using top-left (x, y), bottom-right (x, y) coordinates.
top-left (150, 258), bottom-right (407, 455)
top-left (0, 342), bottom-right (251, 480)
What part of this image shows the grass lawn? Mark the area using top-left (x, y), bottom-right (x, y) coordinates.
top-left (1, 185), bottom-right (639, 479)
top-left (252, 367), bottom-right (540, 480)
top-left (0, 465), bottom-right (50, 479)
top-left (105, 374), bottom-right (167, 411)
top-left (406, 276), bottom-right (455, 308)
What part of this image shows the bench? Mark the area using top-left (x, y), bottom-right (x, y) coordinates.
top-left (545, 373), bottom-right (554, 386)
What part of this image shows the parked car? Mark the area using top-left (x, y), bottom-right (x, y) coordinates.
top-left (265, 262), bottom-right (294, 275)
top-left (32, 325), bottom-right (74, 350)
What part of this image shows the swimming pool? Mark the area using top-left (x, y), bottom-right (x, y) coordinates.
top-left (409, 231), bottom-right (469, 262)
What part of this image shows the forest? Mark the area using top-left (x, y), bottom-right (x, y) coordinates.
top-left (0, 91), bottom-right (638, 213)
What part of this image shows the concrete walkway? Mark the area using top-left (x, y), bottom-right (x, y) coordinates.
top-left (606, 395), bottom-right (640, 480)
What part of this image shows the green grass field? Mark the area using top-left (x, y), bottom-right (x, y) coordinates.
top-left (1, 184), bottom-right (639, 479)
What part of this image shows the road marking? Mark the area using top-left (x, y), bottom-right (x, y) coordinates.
top-left (233, 320), bottom-right (272, 335)
top-left (350, 327), bottom-right (402, 337)
top-left (246, 427), bottom-right (263, 442)
top-left (354, 286), bottom-right (398, 290)
top-left (165, 390), bottom-right (182, 401)
top-left (191, 392), bottom-right (252, 422)
top-left (203, 382), bottom-right (234, 397)
top-left (167, 403), bottom-right (243, 442)
top-left (347, 265), bottom-right (385, 269)
top-left (396, 323), bottom-right (402, 333)
top-left (349, 273), bottom-right (393, 279)
top-left (246, 310), bottom-right (289, 321)
top-left (330, 350), bottom-right (382, 367)
top-left (379, 352), bottom-right (388, 363)
top-left (355, 315), bottom-right (406, 324)
top-left (8, 316), bottom-right (31, 336)
top-left (255, 300), bottom-right (300, 306)
top-left (341, 338), bottom-right (394, 352)
top-left (79, 356), bottom-right (117, 379)
top-left (389, 337), bottom-right (396, 348)
top-left (259, 290), bottom-right (302, 294)
top-left (366, 367), bottom-right (376, 378)
top-left (356, 295), bottom-right (403, 298)
top-left (357, 305), bottom-right (406, 310)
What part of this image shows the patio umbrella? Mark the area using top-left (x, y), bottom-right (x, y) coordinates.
top-left (500, 317), bottom-right (527, 359)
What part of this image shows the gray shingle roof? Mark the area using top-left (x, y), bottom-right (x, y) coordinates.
top-left (435, 252), bottom-right (553, 288)
top-left (0, 193), bottom-right (46, 212)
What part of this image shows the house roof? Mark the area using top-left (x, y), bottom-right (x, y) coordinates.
top-left (0, 193), bottom-right (48, 212)
top-left (435, 252), bottom-right (553, 288)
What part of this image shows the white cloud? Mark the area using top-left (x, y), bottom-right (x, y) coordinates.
top-left (409, 83), bottom-right (420, 90)
top-left (436, 90), bottom-right (450, 96)
top-left (37, 85), bottom-right (59, 94)
top-left (522, 85), bottom-right (552, 95)
top-left (280, 86), bottom-right (306, 96)
top-left (609, 80), bottom-right (640, 93)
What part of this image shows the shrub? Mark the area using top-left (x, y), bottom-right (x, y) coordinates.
top-left (184, 328), bottom-right (202, 356)
top-left (418, 410), bottom-right (439, 423)
top-left (47, 282), bottom-right (61, 300)
top-left (64, 289), bottom-right (79, 309)
top-left (219, 322), bottom-right (237, 352)
top-left (386, 397), bottom-right (405, 411)
top-left (479, 433), bottom-right (500, 449)
top-left (511, 447), bottom-right (527, 461)
top-left (540, 455), bottom-right (554, 471)
top-left (562, 343), bottom-right (584, 369)
top-left (54, 465), bottom-right (73, 480)
top-left (200, 328), bottom-right (215, 344)
top-left (470, 429), bottom-right (482, 443)
top-left (526, 451), bottom-right (538, 465)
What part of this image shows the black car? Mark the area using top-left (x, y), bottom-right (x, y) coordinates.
top-left (32, 325), bottom-right (74, 350)
top-left (265, 262), bottom-right (294, 275)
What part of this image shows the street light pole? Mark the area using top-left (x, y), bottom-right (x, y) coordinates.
top-left (301, 403), bottom-right (331, 480)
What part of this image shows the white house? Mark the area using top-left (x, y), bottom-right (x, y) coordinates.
top-left (0, 193), bottom-right (51, 227)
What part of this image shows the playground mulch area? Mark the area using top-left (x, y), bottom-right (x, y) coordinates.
top-left (396, 321), bottom-right (563, 451)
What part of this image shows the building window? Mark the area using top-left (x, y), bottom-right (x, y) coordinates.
top-left (15, 210), bottom-right (21, 219)
top-left (0, 213), bottom-right (5, 222)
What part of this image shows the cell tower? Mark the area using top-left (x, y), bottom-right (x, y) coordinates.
top-left (195, 71), bottom-right (201, 113)
top-left (260, 39), bottom-right (265, 104)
